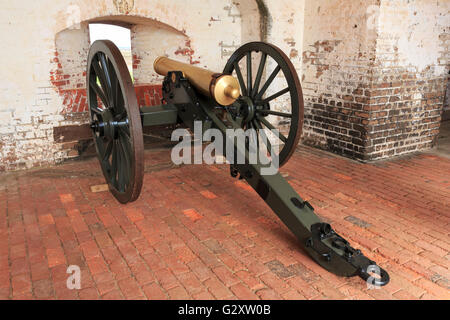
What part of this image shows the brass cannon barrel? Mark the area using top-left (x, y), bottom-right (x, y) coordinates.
top-left (154, 56), bottom-right (240, 106)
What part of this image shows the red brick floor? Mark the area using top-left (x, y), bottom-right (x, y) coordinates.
top-left (0, 145), bottom-right (449, 300)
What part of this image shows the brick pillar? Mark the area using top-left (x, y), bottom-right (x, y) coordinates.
top-left (301, 0), bottom-right (379, 160)
top-left (366, 0), bottom-right (449, 159)
top-left (302, 0), bottom-right (449, 161)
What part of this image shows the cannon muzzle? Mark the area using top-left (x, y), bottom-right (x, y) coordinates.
top-left (154, 56), bottom-right (240, 106)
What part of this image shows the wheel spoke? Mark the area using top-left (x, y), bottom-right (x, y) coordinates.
top-left (254, 124), bottom-right (259, 152)
top-left (116, 90), bottom-right (125, 114)
top-left (233, 61), bottom-right (247, 96)
top-left (91, 56), bottom-right (111, 105)
top-left (253, 119), bottom-right (273, 157)
top-left (114, 110), bottom-right (127, 122)
top-left (90, 105), bottom-right (102, 114)
top-left (118, 136), bottom-right (131, 188)
top-left (102, 139), bottom-right (113, 162)
top-left (89, 75), bottom-right (109, 108)
top-left (256, 109), bottom-right (292, 118)
top-left (118, 124), bottom-right (130, 140)
top-left (262, 87), bottom-right (290, 104)
top-left (247, 122), bottom-right (257, 154)
top-left (112, 80), bottom-right (126, 118)
top-left (258, 116), bottom-right (288, 143)
top-left (117, 143), bottom-right (126, 191)
top-left (252, 52), bottom-right (267, 98)
top-left (99, 53), bottom-right (112, 96)
top-left (94, 53), bottom-right (112, 107)
top-left (246, 52), bottom-right (252, 95)
top-left (108, 59), bottom-right (119, 109)
top-left (111, 141), bottom-right (118, 187)
top-left (256, 65), bottom-right (281, 100)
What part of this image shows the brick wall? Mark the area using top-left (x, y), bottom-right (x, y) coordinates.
top-left (0, 0), bottom-right (264, 171)
top-left (301, 1), bottom-right (379, 160)
top-left (301, 0), bottom-right (449, 161)
top-left (0, 0), bottom-right (448, 171)
top-left (367, 0), bottom-right (449, 159)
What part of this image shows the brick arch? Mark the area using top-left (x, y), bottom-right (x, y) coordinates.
top-left (51, 14), bottom-right (192, 114)
top-left (51, 0), bottom-right (264, 67)
top-left (50, 1), bottom-right (264, 114)
top-left (87, 15), bottom-right (192, 108)
top-left (48, 1), bottom-right (264, 162)
top-left (86, 14), bottom-right (187, 36)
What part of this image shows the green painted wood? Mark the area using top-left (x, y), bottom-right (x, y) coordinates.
top-left (140, 104), bottom-right (178, 127)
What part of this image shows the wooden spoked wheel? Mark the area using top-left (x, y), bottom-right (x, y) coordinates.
top-left (223, 42), bottom-right (304, 167)
top-left (86, 40), bottom-right (144, 204)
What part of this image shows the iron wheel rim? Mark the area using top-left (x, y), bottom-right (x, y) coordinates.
top-left (86, 40), bottom-right (144, 203)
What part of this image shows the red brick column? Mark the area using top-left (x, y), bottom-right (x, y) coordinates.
top-left (301, 1), bottom-right (449, 161)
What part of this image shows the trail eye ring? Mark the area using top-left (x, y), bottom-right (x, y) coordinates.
top-left (358, 265), bottom-right (390, 287)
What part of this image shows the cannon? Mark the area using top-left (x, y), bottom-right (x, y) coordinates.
top-left (86, 40), bottom-right (389, 286)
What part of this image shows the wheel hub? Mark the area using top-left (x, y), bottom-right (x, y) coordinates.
top-left (101, 109), bottom-right (116, 139)
top-left (235, 96), bottom-right (271, 126)
top-left (90, 109), bottom-right (127, 140)
top-left (239, 96), bottom-right (255, 125)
